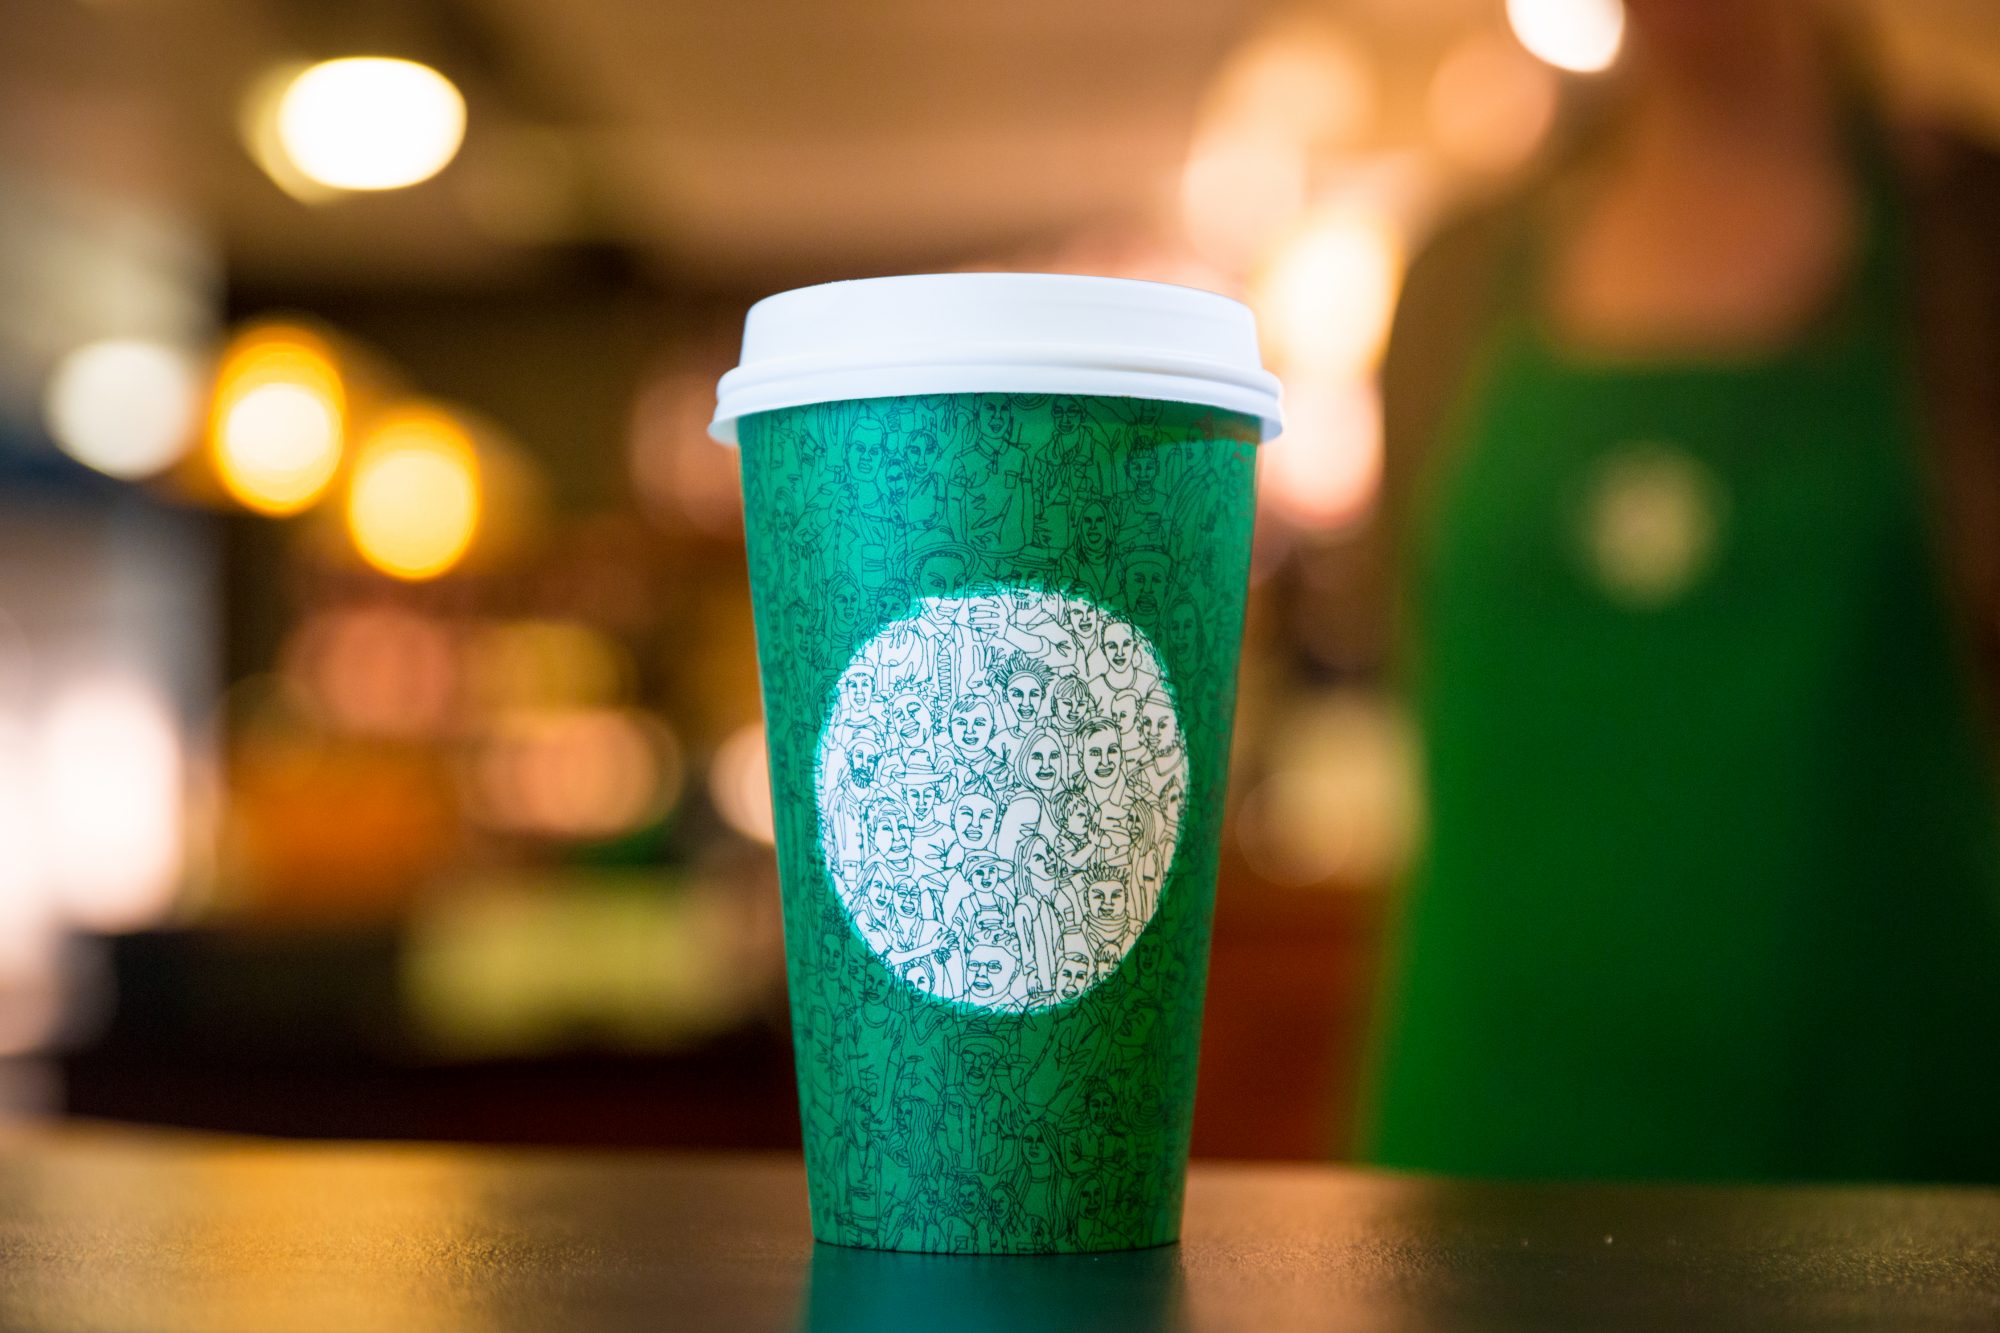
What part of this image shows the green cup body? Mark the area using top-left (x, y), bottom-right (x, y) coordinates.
top-left (738, 392), bottom-right (1258, 1253)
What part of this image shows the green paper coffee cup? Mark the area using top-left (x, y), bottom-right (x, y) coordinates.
top-left (711, 274), bottom-right (1281, 1253)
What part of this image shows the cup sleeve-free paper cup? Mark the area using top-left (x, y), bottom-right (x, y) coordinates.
top-left (720, 275), bottom-right (1280, 1254)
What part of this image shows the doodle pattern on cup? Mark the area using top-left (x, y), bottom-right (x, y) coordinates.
top-left (816, 592), bottom-right (1186, 1011)
top-left (739, 392), bottom-right (1261, 1252)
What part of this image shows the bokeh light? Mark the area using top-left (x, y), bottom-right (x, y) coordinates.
top-left (37, 674), bottom-right (184, 933)
top-left (346, 406), bottom-right (483, 581)
top-left (42, 338), bottom-right (204, 480)
top-left (285, 605), bottom-right (459, 738)
top-left (1429, 31), bottom-right (1562, 173)
top-left (1181, 130), bottom-right (1311, 273)
top-left (631, 366), bottom-right (745, 537)
top-left (0, 715), bottom-right (50, 934)
top-left (464, 619), bottom-right (633, 715)
top-left (709, 723), bottom-right (775, 845)
top-left (1180, 13), bottom-right (1375, 274)
top-left (1236, 692), bottom-right (1419, 889)
top-left (1251, 206), bottom-right (1404, 376)
top-left (211, 326), bottom-right (346, 515)
top-left (1205, 18), bottom-right (1374, 151)
top-left (275, 58), bottom-right (466, 191)
top-left (0, 708), bottom-right (63, 1057)
top-left (1260, 375), bottom-right (1382, 531)
top-left (468, 708), bottom-right (682, 840)
top-left (1507, 0), bottom-right (1626, 75)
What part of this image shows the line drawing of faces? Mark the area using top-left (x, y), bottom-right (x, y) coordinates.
top-left (746, 393), bottom-right (1269, 1253)
top-left (952, 788), bottom-right (998, 855)
top-left (1003, 663), bottom-right (1048, 734)
top-left (949, 697), bottom-right (995, 757)
top-left (814, 591), bottom-right (1187, 1011)
top-left (1016, 728), bottom-right (1067, 794)
top-left (1079, 721), bottom-right (1124, 795)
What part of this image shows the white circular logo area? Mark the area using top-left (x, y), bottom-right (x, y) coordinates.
top-left (815, 591), bottom-right (1188, 1012)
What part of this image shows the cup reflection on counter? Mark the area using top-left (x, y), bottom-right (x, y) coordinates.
top-left (799, 1239), bottom-right (1188, 1333)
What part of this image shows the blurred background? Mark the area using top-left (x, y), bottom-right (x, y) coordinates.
top-left (1, 0), bottom-right (1996, 1160)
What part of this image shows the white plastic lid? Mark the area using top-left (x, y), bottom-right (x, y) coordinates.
top-left (709, 272), bottom-right (1283, 445)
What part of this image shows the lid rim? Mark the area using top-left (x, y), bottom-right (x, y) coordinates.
top-left (708, 272), bottom-right (1284, 445)
top-left (710, 369), bottom-right (1281, 445)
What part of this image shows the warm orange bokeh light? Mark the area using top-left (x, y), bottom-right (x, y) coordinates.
top-left (209, 325), bottom-right (347, 515)
top-left (345, 405), bottom-right (483, 581)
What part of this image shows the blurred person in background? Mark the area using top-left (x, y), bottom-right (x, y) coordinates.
top-left (1364, 0), bottom-right (2000, 1183)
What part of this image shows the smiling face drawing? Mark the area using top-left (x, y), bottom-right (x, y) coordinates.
top-left (1102, 623), bottom-right (1135, 676)
top-left (1051, 397), bottom-right (1083, 437)
top-left (1081, 723), bottom-right (1123, 792)
top-left (978, 398), bottom-right (1012, 444)
top-left (1006, 672), bottom-right (1045, 729)
top-left (1022, 731), bottom-right (1064, 792)
top-left (1086, 879), bottom-right (1127, 923)
top-left (950, 701), bottom-right (994, 754)
top-left (1055, 952), bottom-right (1094, 1002)
top-left (816, 592), bottom-right (1187, 1010)
top-left (965, 945), bottom-right (1017, 1004)
top-left (868, 803), bottom-right (912, 861)
top-left (1077, 501), bottom-right (1111, 555)
top-left (1137, 697), bottom-right (1179, 758)
top-left (849, 420), bottom-right (886, 478)
top-left (953, 793), bottom-right (997, 850)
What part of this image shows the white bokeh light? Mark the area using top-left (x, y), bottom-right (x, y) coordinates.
top-left (42, 339), bottom-right (202, 480)
top-left (1507, 0), bottom-right (1627, 75)
top-left (1251, 207), bottom-right (1403, 376)
top-left (37, 675), bottom-right (184, 932)
top-left (276, 58), bottom-right (467, 191)
top-left (710, 723), bottom-right (775, 845)
top-left (1261, 375), bottom-right (1382, 531)
top-left (0, 716), bottom-right (54, 964)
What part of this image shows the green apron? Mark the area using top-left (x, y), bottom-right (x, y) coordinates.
top-left (1366, 159), bottom-right (2000, 1183)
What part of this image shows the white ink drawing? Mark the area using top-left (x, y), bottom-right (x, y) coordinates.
top-left (815, 591), bottom-right (1187, 1011)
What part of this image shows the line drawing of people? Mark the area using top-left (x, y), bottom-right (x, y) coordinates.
top-left (943, 852), bottom-right (1014, 947)
top-left (1118, 447), bottom-right (1170, 545)
top-left (760, 391), bottom-right (1263, 1252)
top-left (1074, 719), bottom-right (1136, 862)
top-left (997, 654), bottom-right (1051, 740)
top-left (1005, 1118), bottom-right (1070, 1238)
top-left (952, 397), bottom-right (1034, 558)
top-left (945, 782), bottom-right (1000, 873)
top-left (1162, 597), bottom-right (1205, 719)
top-left (910, 544), bottom-right (975, 600)
top-left (996, 724), bottom-right (1066, 861)
top-left (1106, 688), bottom-right (1143, 766)
top-left (1046, 671), bottom-right (1095, 739)
top-left (1054, 949), bottom-right (1096, 1004)
top-left (1080, 867), bottom-right (1134, 966)
top-left (1061, 496), bottom-right (1120, 604)
top-left (946, 696), bottom-right (1004, 788)
top-left (1134, 693), bottom-right (1184, 797)
top-left (820, 580), bottom-right (1192, 1016)
top-left (963, 942), bottom-right (1028, 1010)
top-left (899, 759), bottom-right (958, 873)
top-left (812, 579), bottom-right (1195, 1238)
top-left (1010, 831), bottom-right (1070, 999)
top-left (1087, 620), bottom-right (1158, 707)
top-left (1122, 548), bottom-right (1171, 624)
top-left (817, 588), bottom-right (1185, 1022)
